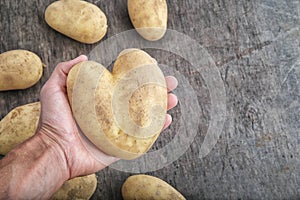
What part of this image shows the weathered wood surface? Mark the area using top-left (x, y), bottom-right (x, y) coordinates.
top-left (0, 0), bottom-right (299, 199)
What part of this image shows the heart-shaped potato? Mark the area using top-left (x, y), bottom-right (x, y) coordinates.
top-left (67, 49), bottom-right (167, 160)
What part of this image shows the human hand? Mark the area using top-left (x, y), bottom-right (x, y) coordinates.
top-left (37, 55), bottom-right (178, 179)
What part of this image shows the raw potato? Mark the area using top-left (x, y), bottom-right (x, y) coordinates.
top-left (45, 0), bottom-right (107, 44)
top-left (128, 0), bottom-right (168, 41)
top-left (122, 175), bottom-right (186, 200)
top-left (0, 50), bottom-right (43, 91)
top-left (51, 174), bottom-right (97, 200)
top-left (67, 49), bottom-right (167, 160)
top-left (0, 102), bottom-right (40, 155)
top-left (0, 102), bottom-right (97, 200)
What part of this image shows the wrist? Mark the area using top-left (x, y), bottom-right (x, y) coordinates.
top-left (36, 130), bottom-right (71, 181)
top-left (0, 132), bottom-right (70, 199)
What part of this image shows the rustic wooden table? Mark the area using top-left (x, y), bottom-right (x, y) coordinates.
top-left (0, 0), bottom-right (299, 199)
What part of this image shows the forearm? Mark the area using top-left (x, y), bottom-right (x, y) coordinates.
top-left (0, 133), bottom-right (69, 199)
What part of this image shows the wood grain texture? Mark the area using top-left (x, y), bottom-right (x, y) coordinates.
top-left (0, 0), bottom-right (299, 199)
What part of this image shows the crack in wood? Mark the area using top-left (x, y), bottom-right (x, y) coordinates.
top-left (216, 41), bottom-right (272, 67)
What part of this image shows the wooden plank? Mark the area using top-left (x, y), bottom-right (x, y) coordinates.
top-left (0, 0), bottom-right (299, 199)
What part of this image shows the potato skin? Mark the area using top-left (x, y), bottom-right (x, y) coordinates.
top-left (122, 175), bottom-right (186, 200)
top-left (51, 174), bottom-right (97, 200)
top-left (0, 50), bottom-right (43, 91)
top-left (0, 102), bottom-right (40, 155)
top-left (45, 0), bottom-right (107, 44)
top-left (128, 0), bottom-right (168, 41)
top-left (67, 49), bottom-right (167, 160)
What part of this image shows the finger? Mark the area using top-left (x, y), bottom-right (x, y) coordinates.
top-left (165, 76), bottom-right (178, 92)
top-left (167, 93), bottom-right (178, 110)
top-left (162, 114), bottom-right (172, 130)
top-left (57, 55), bottom-right (88, 75)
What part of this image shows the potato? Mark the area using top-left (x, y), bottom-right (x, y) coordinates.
top-left (122, 175), bottom-right (186, 200)
top-left (128, 0), bottom-right (168, 41)
top-left (51, 174), bottom-right (97, 200)
top-left (0, 102), bottom-right (40, 155)
top-left (0, 102), bottom-right (97, 199)
top-left (0, 50), bottom-right (43, 91)
top-left (45, 0), bottom-right (107, 44)
top-left (67, 49), bottom-right (167, 160)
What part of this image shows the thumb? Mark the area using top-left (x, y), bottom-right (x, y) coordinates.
top-left (47, 55), bottom-right (88, 87)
